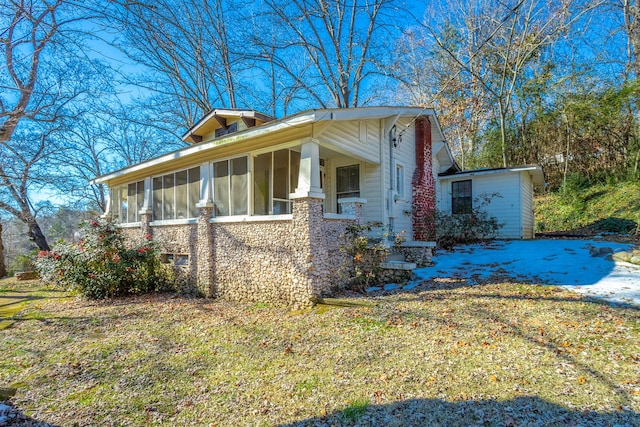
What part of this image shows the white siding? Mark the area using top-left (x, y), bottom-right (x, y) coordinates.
top-left (439, 172), bottom-right (527, 239)
top-left (521, 172), bottom-right (535, 239)
top-left (438, 180), bottom-right (452, 213)
top-left (320, 115), bottom-right (448, 240)
top-left (472, 173), bottom-right (522, 239)
top-left (363, 163), bottom-right (384, 224)
top-left (391, 119), bottom-right (416, 236)
top-left (320, 120), bottom-right (381, 163)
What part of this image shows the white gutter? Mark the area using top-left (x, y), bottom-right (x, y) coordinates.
top-left (92, 106), bottom-right (442, 185)
top-left (438, 165), bottom-right (545, 187)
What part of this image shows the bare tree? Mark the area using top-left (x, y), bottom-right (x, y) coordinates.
top-left (0, 0), bottom-right (87, 251)
top-left (0, 126), bottom-right (61, 250)
top-left (393, 19), bottom-right (490, 169)
top-left (408, 0), bottom-right (593, 167)
top-left (55, 102), bottom-right (185, 212)
top-left (102, 0), bottom-right (249, 127)
top-left (255, 0), bottom-right (404, 110)
top-left (0, 0), bottom-right (106, 251)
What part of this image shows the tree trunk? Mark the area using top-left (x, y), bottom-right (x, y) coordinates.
top-left (499, 101), bottom-right (508, 168)
top-left (0, 223), bottom-right (6, 277)
top-left (26, 218), bottom-right (50, 252)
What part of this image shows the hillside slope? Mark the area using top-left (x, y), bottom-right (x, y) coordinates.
top-left (535, 181), bottom-right (639, 238)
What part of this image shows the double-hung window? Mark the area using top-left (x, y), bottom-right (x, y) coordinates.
top-left (452, 180), bottom-right (472, 214)
top-left (336, 164), bottom-right (360, 212)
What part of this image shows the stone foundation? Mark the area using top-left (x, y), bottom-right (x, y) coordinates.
top-left (119, 197), bottom-right (358, 307)
top-left (397, 242), bottom-right (435, 267)
top-left (378, 267), bottom-right (414, 284)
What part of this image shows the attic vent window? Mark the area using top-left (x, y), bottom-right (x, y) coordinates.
top-left (215, 121), bottom-right (238, 138)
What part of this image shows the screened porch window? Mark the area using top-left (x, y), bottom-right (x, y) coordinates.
top-left (213, 156), bottom-right (248, 216)
top-left (452, 179), bottom-right (472, 214)
top-left (152, 167), bottom-right (200, 220)
top-left (111, 180), bottom-right (144, 223)
top-left (336, 164), bottom-right (360, 213)
top-left (253, 149), bottom-right (300, 215)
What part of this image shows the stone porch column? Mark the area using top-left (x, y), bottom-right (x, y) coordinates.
top-left (337, 198), bottom-right (367, 224)
top-left (290, 196), bottom-right (328, 307)
top-left (195, 203), bottom-right (215, 298)
top-left (289, 139), bottom-right (328, 306)
top-left (412, 116), bottom-right (436, 241)
top-left (139, 210), bottom-right (153, 238)
top-left (139, 177), bottom-right (153, 238)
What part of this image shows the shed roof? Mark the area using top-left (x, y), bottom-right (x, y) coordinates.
top-left (438, 165), bottom-right (545, 189)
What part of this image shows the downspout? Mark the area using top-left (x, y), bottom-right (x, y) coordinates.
top-left (388, 124), bottom-right (395, 236)
top-left (383, 114), bottom-right (400, 237)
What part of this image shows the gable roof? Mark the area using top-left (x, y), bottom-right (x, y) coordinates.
top-left (182, 109), bottom-right (274, 143)
top-left (92, 106), bottom-right (455, 186)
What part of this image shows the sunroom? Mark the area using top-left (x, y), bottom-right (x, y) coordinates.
top-left (100, 108), bottom-right (391, 226)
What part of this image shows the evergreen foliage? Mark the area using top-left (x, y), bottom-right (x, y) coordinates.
top-left (34, 219), bottom-right (174, 299)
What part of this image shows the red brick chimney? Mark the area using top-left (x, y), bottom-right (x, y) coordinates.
top-left (412, 116), bottom-right (436, 241)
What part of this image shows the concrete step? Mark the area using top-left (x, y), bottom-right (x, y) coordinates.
top-left (385, 253), bottom-right (405, 262)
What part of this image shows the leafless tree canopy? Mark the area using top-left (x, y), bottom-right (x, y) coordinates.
top-left (0, 0), bottom-right (638, 255)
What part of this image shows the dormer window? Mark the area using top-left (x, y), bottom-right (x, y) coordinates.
top-left (215, 121), bottom-right (238, 138)
top-left (182, 109), bottom-right (273, 144)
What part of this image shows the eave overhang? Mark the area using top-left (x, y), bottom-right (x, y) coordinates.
top-left (438, 165), bottom-right (545, 189)
top-left (92, 106), bottom-right (454, 186)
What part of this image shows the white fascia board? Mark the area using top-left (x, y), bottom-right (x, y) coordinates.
top-left (92, 113), bottom-right (317, 184)
top-left (438, 165), bottom-right (544, 181)
top-left (93, 107), bottom-right (439, 185)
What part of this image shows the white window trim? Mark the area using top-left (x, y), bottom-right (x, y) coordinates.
top-left (149, 218), bottom-right (198, 226)
top-left (210, 214), bottom-right (293, 223)
top-left (151, 166), bottom-right (201, 221)
top-left (211, 155), bottom-right (250, 217)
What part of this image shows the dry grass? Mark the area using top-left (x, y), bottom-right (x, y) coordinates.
top-left (1, 277), bottom-right (639, 426)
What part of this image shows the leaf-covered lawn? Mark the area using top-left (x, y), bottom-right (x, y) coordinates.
top-left (1, 278), bottom-right (639, 426)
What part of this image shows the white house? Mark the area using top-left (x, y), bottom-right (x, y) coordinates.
top-left (92, 106), bottom-right (543, 306)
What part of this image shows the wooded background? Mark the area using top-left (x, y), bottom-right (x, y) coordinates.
top-left (1, 0), bottom-right (639, 267)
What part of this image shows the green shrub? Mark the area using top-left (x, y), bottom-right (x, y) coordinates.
top-left (436, 193), bottom-right (504, 250)
top-left (591, 217), bottom-right (638, 234)
top-left (340, 222), bottom-right (406, 291)
top-left (34, 218), bottom-right (174, 299)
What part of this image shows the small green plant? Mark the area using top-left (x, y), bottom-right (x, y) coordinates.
top-left (340, 223), bottom-right (406, 291)
top-left (436, 193), bottom-right (504, 250)
top-left (340, 222), bottom-right (389, 291)
top-left (340, 399), bottom-right (370, 424)
top-left (34, 218), bottom-right (174, 299)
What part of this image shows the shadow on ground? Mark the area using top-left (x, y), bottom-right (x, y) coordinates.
top-left (0, 399), bottom-right (59, 427)
top-left (278, 396), bottom-right (639, 426)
